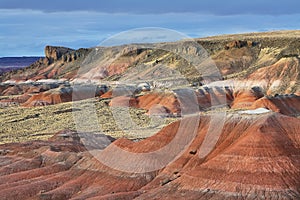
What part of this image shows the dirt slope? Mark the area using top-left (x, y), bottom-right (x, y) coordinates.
top-left (0, 113), bottom-right (299, 199)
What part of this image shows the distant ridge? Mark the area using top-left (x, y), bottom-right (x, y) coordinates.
top-left (1, 30), bottom-right (299, 94)
top-left (0, 56), bottom-right (42, 68)
top-left (0, 56), bottom-right (42, 75)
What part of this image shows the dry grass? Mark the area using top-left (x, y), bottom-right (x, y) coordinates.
top-left (197, 30), bottom-right (300, 41)
top-left (0, 98), bottom-right (176, 144)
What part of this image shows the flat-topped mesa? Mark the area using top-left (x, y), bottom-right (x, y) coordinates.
top-left (44, 45), bottom-right (75, 64)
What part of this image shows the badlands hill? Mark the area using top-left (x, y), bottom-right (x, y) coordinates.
top-left (1, 30), bottom-right (299, 95)
top-left (0, 30), bottom-right (299, 199)
top-left (0, 30), bottom-right (299, 114)
top-left (0, 113), bottom-right (299, 199)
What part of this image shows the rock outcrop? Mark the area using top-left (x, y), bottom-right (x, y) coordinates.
top-left (224, 40), bottom-right (257, 50)
top-left (44, 46), bottom-right (75, 64)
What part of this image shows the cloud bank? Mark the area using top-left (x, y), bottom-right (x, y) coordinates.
top-left (0, 0), bottom-right (299, 56)
top-left (1, 0), bottom-right (299, 15)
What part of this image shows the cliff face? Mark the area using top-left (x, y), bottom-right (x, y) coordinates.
top-left (1, 46), bottom-right (90, 81)
top-left (44, 46), bottom-right (74, 63)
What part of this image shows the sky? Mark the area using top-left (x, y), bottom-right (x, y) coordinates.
top-left (0, 0), bottom-right (299, 56)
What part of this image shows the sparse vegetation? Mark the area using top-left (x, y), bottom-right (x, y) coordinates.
top-left (0, 98), bottom-right (176, 144)
top-left (0, 30), bottom-right (299, 144)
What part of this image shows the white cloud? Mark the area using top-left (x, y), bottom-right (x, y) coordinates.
top-left (0, 9), bottom-right (300, 56)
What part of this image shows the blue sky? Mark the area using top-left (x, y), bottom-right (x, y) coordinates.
top-left (0, 0), bottom-right (299, 56)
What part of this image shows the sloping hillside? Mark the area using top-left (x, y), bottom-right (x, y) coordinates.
top-left (0, 113), bottom-right (299, 199)
top-left (0, 31), bottom-right (299, 200)
top-left (1, 30), bottom-right (299, 94)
